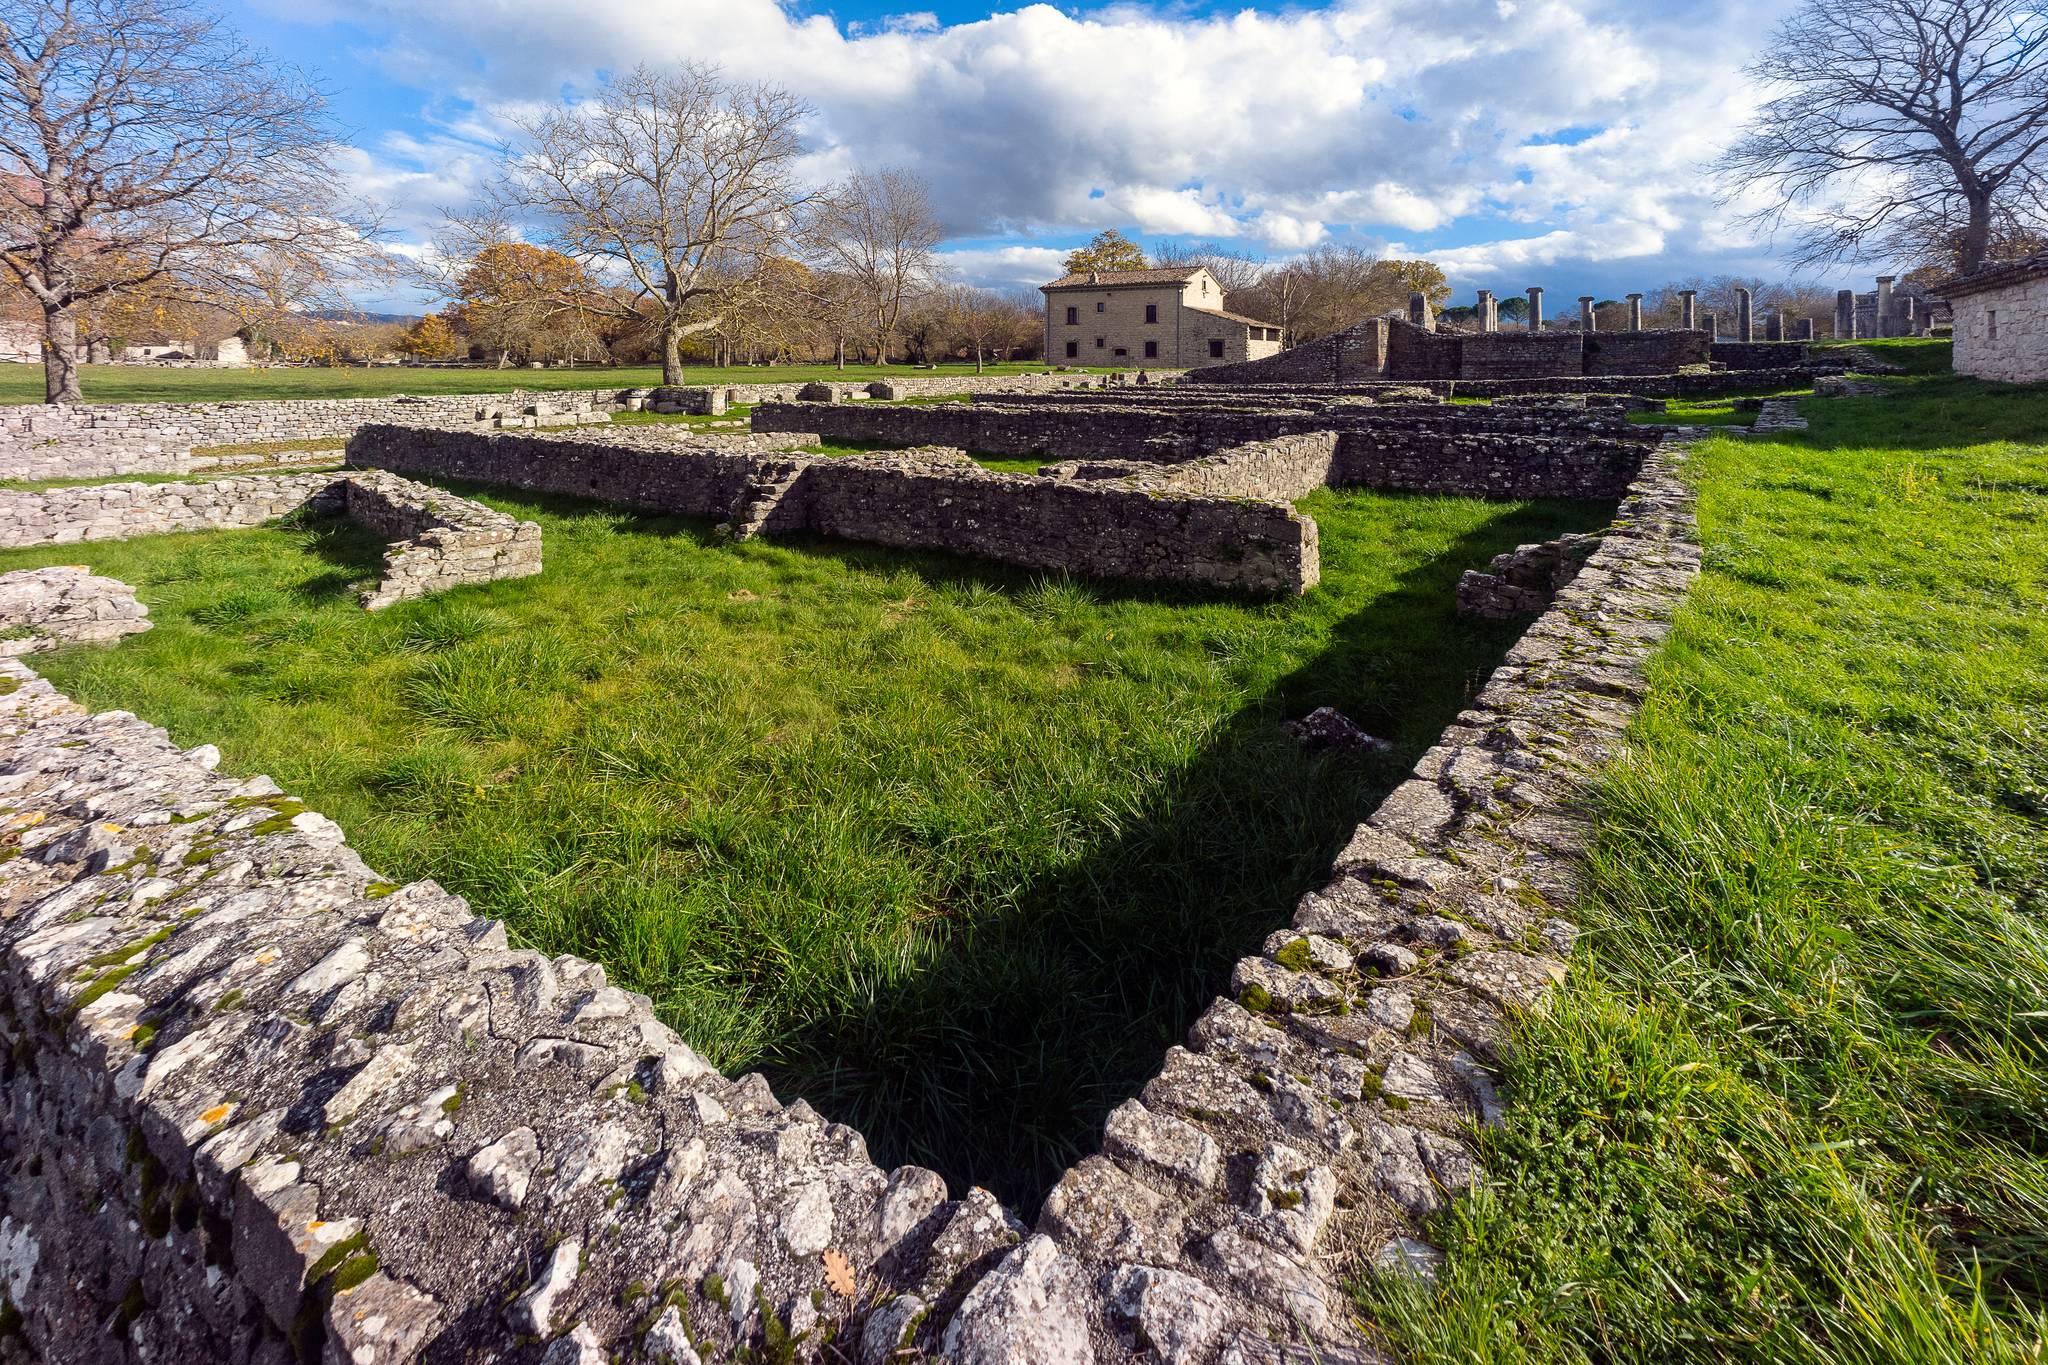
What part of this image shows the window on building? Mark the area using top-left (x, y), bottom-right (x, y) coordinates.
top-left (1113, 346), bottom-right (1127, 357)
top-left (1145, 303), bottom-right (1158, 324)
top-left (1095, 337), bottom-right (1105, 348)
top-left (1144, 340), bottom-right (1158, 358)
top-left (1065, 306), bottom-right (1077, 325)
top-left (1209, 338), bottom-right (1224, 358)
top-left (1989, 309), bottom-right (1999, 340)
top-left (1096, 301), bottom-right (1105, 312)
top-left (1065, 340), bottom-right (1078, 358)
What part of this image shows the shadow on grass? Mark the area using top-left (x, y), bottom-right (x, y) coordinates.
top-left (370, 473), bottom-right (1613, 1211)
top-left (753, 500), bottom-right (1613, 1213)
top-left (283, 513), bottom-right (398, 604)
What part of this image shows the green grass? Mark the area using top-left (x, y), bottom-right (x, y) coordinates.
top-left (1630, 397), bottom-right (1760, 427)
top-left (3, 482), bottom-right (1608, 1208)
top-left (0, 465), bottom-right (345, 493)
top-left (1358, 355), bottom-right (2048, 1360)
top-left (0, 362), bottom-right (1113, 405)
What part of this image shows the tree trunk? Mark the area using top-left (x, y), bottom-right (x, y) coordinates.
top-left (661, 322), bottom-right (684, 386)
top-left (1960, 191), bottom-right (1994, 273)
top-left (835, 334), bottom-right (845, 370)
top-left (41, 305), bottom-right (81, 404)
top-left (974, 346), bottom-right (983, 375)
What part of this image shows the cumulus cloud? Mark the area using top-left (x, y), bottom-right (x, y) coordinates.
top-left (310, 0), bottom-right (1817, 297)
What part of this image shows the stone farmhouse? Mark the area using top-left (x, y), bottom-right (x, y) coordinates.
top-left (1042, 265), bottom-right (1284, 368)
top-left (1937, 254), bottom-right (2048, 383)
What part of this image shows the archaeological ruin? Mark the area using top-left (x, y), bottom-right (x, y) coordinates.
top-left (0, 308), bottom-right (1870, 1362)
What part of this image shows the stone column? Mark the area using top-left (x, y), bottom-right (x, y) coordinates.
top-left (1875, 276), bottom-right (1895, 337)
top-left (1901, 296), bottom-right (1919, 336)
top-left (1795, 318), bottom-right (1815, 341)
top-left (1579, 295), bottom-right (1596, 332)
top-left (1680, 290), bottom-right (1698, 331)
top-left (1766, 311), bottom-right (1784, 342)
top-left (1703, 311), bottom-right (1719, 339)
top-left (1527, 286), bottom-right (1544, 332)
top-left (1834, 289), bottom-right (1857, 339)
top-left (1408, 292), bottom-right (1434, 331)
top-left (1735, 286), bottom-right (1754, 342)
top-left (1476, 290), bottom-right (1497, 332)
top-left (1626, 293), bottom-right (1644, 331)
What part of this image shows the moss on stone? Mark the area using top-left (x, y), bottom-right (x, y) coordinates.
top-left (1272, 937), bottom-right (1313, 972)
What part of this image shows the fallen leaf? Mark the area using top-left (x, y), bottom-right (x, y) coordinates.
top-left (823, 1248), bottom-right (855, 1297)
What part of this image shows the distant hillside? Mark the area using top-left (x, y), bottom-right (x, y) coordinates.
top-left (304, 309), bottom-right (421, 325)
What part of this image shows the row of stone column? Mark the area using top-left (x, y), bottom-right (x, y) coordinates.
top-left (1831, 277), bottom-right (1923, 339)
top-left (1411, 283), bottom-right (1838, 342)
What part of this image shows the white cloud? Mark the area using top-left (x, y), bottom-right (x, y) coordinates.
top-left (319, 0), bottom-right (1815, 295)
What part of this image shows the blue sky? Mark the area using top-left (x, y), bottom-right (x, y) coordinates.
top-left (221, 0), bottom-right (1877, 312)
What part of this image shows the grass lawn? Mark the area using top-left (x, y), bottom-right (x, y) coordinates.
top-left (1360, 341), bottom-right (2048, 1360)
top-left (0, 361), bottom-right (1106, 406)
top-left (1, 482), bottom-right (1608, 1208)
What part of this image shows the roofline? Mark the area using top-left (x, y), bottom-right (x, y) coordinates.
top-left (1185, 305), bottom-right (1283, 330)
top-left (1926, 255), bottom-right (2048, 299)
top-left (1040, 275), bottom-right (1206, 293)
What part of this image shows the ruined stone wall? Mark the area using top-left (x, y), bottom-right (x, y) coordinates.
top-left (0, 374), bottom-right (1159, 483)
top-left (0, 473), bottom-right (344, 549)
top-left (347, 426), bottom-right (1321, 595)
top-left (1708, 341), bottom-right (1810, 370)
top-left (1455, 331), bottom-right (1586, 379)
top-left (340, 471), bottom-right (545, 609)
top-left (1052, 432), bottom-right (1342, 503)
top-left (1582, 331), bottom-right (1713, 376)
top-left (750, 401), bottom-right (1659, 500)
top-left (0, 433), bottom-right (1701, 1365)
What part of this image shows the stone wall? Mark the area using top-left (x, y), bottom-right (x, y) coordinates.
top-left (0, 471), bottom-right (543, 610)
top-left (0, 374), bottom-right (1162, 483)
top-left (346, 425), bottom-right (1322, 595)
top-left (0, 567), bottom-right (151, 654)
top-left (1185, 318), bottom-right (1713, 385)
top-left (750, 400), bottom-right (1658, 501)
top-left (0, 473), bottom-right (343, 549)
top-left (340, 471), bottom-right (545, 609)
top-left (1948, 272), bottom-right (2048, 383)
top-left (1045, 432), bottom-right (1341, 503)
top-left (0, 433), bottom-right (1703, 1364)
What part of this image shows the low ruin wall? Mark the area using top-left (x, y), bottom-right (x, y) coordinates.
top-left (0, 471), bottom-right (542, 609)
top-left (0, 373), bottom-right (1162, 483)
top-left (0, 435), bottom-right (1703, 1364)
top-left (1187, 318), bottom-right (1714, 385)
top-left (750, 402), bottom-right (1655, 500)
top-left (1047, 432), bottom-right (1342, 503)
top-left (0, 472), bottom-right (344, 548)
top-left (347, 425), bottom-right (1320, 595)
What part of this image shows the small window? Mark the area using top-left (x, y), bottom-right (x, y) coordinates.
top-left (1144, 340), bottom-right (1158, 358)
top-left (1209, 338), bottom-right (1224, 358)
top-left (1113, 346), bottom-right (1127, 357)
top-left (1065, 340), bottom-right (1078, 358)
top-left (1145, 303), bottom-right (1158, 324)
top-left (1065, 306), bottom-right (1077, 325)
top-left (1095, 337), bottom-right (1105, 348)
top-left (1096, 301), bottom-right (1105, 312)
top-left (1988, 309), bottom-right (1999, 340)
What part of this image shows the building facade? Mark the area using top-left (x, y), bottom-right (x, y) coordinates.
top-left (1041, 266), bottom-right (1283, 368)
top-left (1939, 255), bottom-right (2048, 383)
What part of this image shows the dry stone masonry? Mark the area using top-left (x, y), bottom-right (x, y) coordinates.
top-left (0, 471), bottom-right (542, 610)
top-left (0, 567), bottom-right (151, 655)
top-left (0, 433), bottom-right (1701, 1363)
top-left (346, 426), bottom-right (1320, 595)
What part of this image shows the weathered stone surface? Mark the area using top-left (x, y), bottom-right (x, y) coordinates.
top-left (940, 1235), bottom-right (1092, 1365)
top-left (0, 566), bottom-right (150, 654)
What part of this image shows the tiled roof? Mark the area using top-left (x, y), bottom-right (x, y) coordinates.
top-left (1930, 253), bottom-right (2048, 299)
top-left (1040, 267), bottom-right (1205, 290)
top-left (1187, 305), bottom-right (1283, 330)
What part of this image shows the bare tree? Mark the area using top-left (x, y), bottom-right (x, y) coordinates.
top-left (449, 63), bottom-right (815, 386)
top-left (810, 168), bottom-right (943, 364)
top-left (936, 283), bottom-right (1022, 373)
top-left (0, 0), bottom-right (382, 402)
top-left (1715, 0), bottom-right (2048, 276)
top-left (1148, 240), bottom-right (1267, 297)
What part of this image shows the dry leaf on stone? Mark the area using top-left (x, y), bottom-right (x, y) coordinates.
top-left (823, 1248), bottom-right (855, 1297)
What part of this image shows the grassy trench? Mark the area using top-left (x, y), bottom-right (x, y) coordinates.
top-left (1360, 343), bottom-right (2048, 1361)
top-left (1, 481), bottom-right (1608, 1209)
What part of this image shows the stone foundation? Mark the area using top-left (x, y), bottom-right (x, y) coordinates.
top-left (0, 472), bottom-right (543, 609)
top-left (1455, 533), bottom-right (1601, 618)
top-left (0, 434), bottom-right (1701, 1362)
top-left (345, 426), bottom-right (1321, 595)
top-left (0, 567), bottom-right (152, 654)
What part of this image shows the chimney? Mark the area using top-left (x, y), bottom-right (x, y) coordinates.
top-left (1089, 271), bottom-right (1099, 285)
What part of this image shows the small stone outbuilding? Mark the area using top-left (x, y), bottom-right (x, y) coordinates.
top-left (1937, 254), bottom-right (2048, 383)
